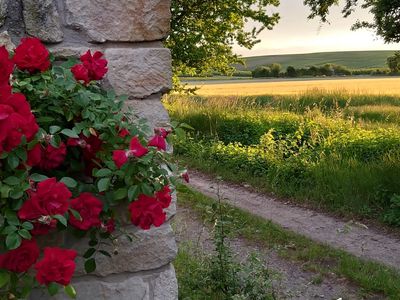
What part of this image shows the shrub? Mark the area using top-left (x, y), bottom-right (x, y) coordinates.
top-left (0, 38), bottom-right (187, 298)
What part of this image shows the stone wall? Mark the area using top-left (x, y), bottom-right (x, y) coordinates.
top-left (0, 0), bottom-right (177, 299)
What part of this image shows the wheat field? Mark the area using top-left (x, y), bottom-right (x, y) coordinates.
top-left (188, 77), bottom-right (400, 96)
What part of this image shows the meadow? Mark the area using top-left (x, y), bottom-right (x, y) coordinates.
top-left (187, 77), bottom-right (400, 96)
top-left (165, 85), bottom-right (400, 226)
top-left (236, 50), bottom-right (395, 70)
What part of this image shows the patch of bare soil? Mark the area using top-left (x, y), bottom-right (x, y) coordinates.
top-left (187, 171), bottom-right (400, 272)
top-left (174, 206), bottom-right (375, 300)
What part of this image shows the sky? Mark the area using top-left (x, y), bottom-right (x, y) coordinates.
top-left (233, 0), bottom-right (400, 57)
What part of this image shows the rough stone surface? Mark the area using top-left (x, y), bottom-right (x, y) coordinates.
top-left (0, 0), bottom-right (6, 27)
top-left (64, 0), bottom-right (171, 43)
top-left (153, 264), bottom-right (178, 300)
top-left (127, 94), bottom-right (171, 129)
top-left (105, 48), bottom-right (172, 99)
top-left (70, 222), bottom-right (177, 277)
top-left (0, 31), bottom-right (15, 51)
top-left (22, 0), bottom-right (63, 43)
top-left (30, 264), bottom-right (177, 300)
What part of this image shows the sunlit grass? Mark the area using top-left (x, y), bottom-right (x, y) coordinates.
top-left (187, 78), bottom-right (400, 96)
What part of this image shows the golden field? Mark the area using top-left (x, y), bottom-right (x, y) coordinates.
top-left (188, 77), bottom-right (400, 96)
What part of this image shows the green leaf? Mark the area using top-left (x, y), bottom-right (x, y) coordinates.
top-left (84, 258), bottom-right (96, 273)
top-left (9, 189), bottom-right (24, 200)
top-left (98, 250), bottom-right (112, 258)
top-left (3, 177), bottom-right (20, 186)
top-left (0, 185), bottom-right (11, 198)
top-left (50, 126), bottom-right (62, 134)
top-left (128, 185), bottom-right (140, 201)
top-left (0, 270), bottom-right (10, 288)
top-left (97, 178), bottom-right (111, 192)
top-left (64, 285), bottom-right (77, 299)
top-left (5, 211), bottom-right (20, 226)
top-left (18, 229), bottom-right (32, 240)
top-left (7, 153), bottom-right (19, 169)
top-left (48, 282), bottom-right (59, 296)
top-left (21, 222), bottom-right (34, 230)
top-left (95, 168), bottom-right (113, 177)
top-left (2, 225), bottom-right (17, 235)
top-left (83, 248), bottom-right (96, 259)
top-left (15, 148), bottom-right (27, 162)
top-left (140, 183), bottom-right (154, 196)
top-left (6, 232), bottom-right (21, 250)
top-left (88, 240), bottom-right (98, 247)
top-left (60, 177), bottom-right (78, 188)
top-left (53, 215), bottom-right (67, 227)
top-left (69, 209), bottom-right (82, 221)
top-left (30, 173), bottom-right (49, 182)
top-left (113, 188), bottom-right (127, 201)
top-left (61, 129), bottom-right (79, 138)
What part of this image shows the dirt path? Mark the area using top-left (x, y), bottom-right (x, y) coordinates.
top-left (187, 171), bottom-right (400, 271)
top-left (174, 206), bottom-right (371, 300)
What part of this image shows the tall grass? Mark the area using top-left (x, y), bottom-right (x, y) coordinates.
top-left (165, 92), bottom-right (400, 222)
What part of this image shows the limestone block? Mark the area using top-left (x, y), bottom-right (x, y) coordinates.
top-left (64, 0), bottom-right (171, 42)
top-left (127, 94), bottom-right (171, 129)
top-left (30, 264), bottom-right (177, 300)
top-left (69, 222), bottom-right (177, 277)
top-left (105, 48), bottom-right (172, 99)
top-left (30, 273), bottom-right (150, 300)
top-left (0, 31), bottom-right (15, 51)
top-left (153, 264), bottom-right (178, 300)
top-left (0, 0), bottom-right (6, 27)
top-left (22, 0), bottom-right (63, 43)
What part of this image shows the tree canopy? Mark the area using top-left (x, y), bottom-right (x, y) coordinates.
top-left (167, 0), bottom-right (400, 82)
top-left (167, 0), bottom-right (280, 76)
top-left (304, 0), bottom-right (400, 43)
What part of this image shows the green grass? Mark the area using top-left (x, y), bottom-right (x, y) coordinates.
top-left (175, 244), bottom-right (221, 300)
top-left (236, 50), bottom-right (396, 71)
top-left (177, 184), bottom-right (400, 299)
top-left (165, 93), bottom-right (400, 224)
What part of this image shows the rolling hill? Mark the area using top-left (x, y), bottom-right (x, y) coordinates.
top-left (237, 50), bottom-right (396, 71)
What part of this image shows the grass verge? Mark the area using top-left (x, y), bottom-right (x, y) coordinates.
top-left (177, 184), bottom-right (400, 299)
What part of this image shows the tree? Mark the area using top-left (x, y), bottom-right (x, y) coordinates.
top-left (304, 0), bottom-right (400, 43)
top-left (167, 0), bottom-right (280, 77)
top-left (286, 66), bottom-right (298, 77)
top-left (387, 51), bottom-right (400, 73)
top-left (269, 63), bottom-right (282, 77)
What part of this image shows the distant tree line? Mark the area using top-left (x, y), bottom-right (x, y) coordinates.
top-left (251, 63), bottom-right (393, 78)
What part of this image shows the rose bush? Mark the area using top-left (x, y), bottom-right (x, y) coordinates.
top-left (0, 37), bottom-right (187, 299)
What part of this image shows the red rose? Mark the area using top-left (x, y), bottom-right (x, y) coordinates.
top-left (101, 218), bottom-right (116, 233)
top-left (26, 144), bottom-right (42, 167)
top-left (81, 50), bottom-right (108, 80)
top-left (148, 128), bottom-right (170, 151)
top-left (128, 195), bottom-right (166, 230)
top-left (113, 136), bottom-right (149, 169)
top-left (0, 46), bottom-right (14, 84)
top-left (148, 135), bottom-right (166, 151)
top-left (13, 38), bottom-right (50, 73)
top-left (35, 247), bottom-right (77, 286)
top-left (37, 142), bottom-right (67, 170)
top-left (182, 171), bottom-right (190, 183)
top-left (67, 133), bottom-right (102, 174)
top-left (118, 128), bottom-right (130, 138)
top-left (0, 91), bottom-right (39, 153)
top-left (112, 150), bottom-right (128, 169)
top-left (18, 178), bottom-right (72, 221)
top-left (69, 193), bottom-right (103, 230)
top-left (71, 64), bottom-right (90, 85)
top-left (71, 50), bottom-right (108, 84)
top-left (0, 239), bottom-right (40, 273)
top-left (31, 220), bottom-right (57, 236)
top-left (155, 186), bottom-right (172, 208)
